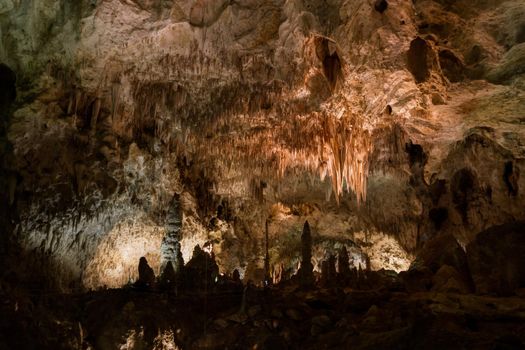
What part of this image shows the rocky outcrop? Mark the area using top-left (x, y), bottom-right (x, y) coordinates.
top-left (467, 221), bottom-right (525, 296)
top-left (411, 233), bottom-right (469, 278)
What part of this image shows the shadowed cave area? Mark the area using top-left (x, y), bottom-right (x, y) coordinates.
top-left (1, 0), bottom-right (525, 349)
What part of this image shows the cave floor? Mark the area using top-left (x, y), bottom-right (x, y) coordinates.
top-left (2, 284), bottom-right (525, 350)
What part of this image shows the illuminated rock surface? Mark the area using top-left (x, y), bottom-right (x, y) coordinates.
top-left (0, 0), bottom-right (524, 348)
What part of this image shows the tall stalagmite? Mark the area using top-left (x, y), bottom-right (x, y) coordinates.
top-left (162, 194), bottom-right (184, 274)
top-left (298, 221), bottom-right (314, 287)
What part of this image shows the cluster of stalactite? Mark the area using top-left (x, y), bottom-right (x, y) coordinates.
top-left (128, 80), bottom-right (371, 204)
top-left (181, 110), bottom-right (370, 201)
top-left (41, 33), bottom-right (374, 206)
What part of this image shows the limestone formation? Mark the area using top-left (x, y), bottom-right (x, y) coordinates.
top-left (183, 245), bottom-right (219, 291)
top-left (1, 0), bottom-right (525, 346)
top-left (467, 221), bottom-right (525, 296)
top-left (321, 253), bottom-right (337, 287)
top-left (161, 194), bottom-right (184, 274)
top-left (431, 264), bottom-right (470, 294)
top-left (232, 269), bottom-right (240, 283)
top-left (337, 246), bottom-right (351, 279)
top-left (410, 232), bottom-right (472, 290)
top-left (297, 221), bottom-right (314, 287)
top-left (159, 260), bottom-right (177, 290)
top-left (263, 219), bottom-right (271, 286)
top-left (0, 0), bottom-right (523, 291)
top-left (137, 256), bottom-right (156, 289)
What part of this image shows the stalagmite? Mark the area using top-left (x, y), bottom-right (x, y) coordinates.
top-left (297, 221), bottom-right (314, 287)
top-left (264, 219), bottom-right (271, 286)
top-left (91, 98), bottom-right (101, 132)
top-left (159, 261), bottom-right (177, 290)
top-left (137, 256), bottom-right (155, 289)
top-left (161, 194), bottom-right (184, 274)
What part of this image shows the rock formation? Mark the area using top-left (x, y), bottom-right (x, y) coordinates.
top-left (0, 0), bottom-right (523, 291)
top-left (159, 260), bottom-right (177, 291)
top-left (137, 256), bottom-right (156, 289)
top-left (337, 246), bottom-right (352, 284)
top-left (162, 194), bottom-right (184, 274)
top-left (467, 221), bottom-right (525, 296)
top-left (183, 245), bottom-right (219, 292)
top-left (1, 0), bottom-right (525, 347)
top-left (297, 221), bottom-right (315, 287)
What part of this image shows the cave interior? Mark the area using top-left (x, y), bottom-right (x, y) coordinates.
top-left (1, 0), bottom-right (525, 349)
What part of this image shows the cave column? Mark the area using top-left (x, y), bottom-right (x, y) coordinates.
top-left (161, 194), bottom-right (184, 274)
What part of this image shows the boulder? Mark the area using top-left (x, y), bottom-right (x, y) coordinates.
top-left (408, 233), bottom-right (473, 292)
top-left (431, 265), bottom-right (470, 294)
top-left (311, 315), bottom-right (332, 336)
top-left (486, 43), bottom-right (525, 83)
top-left (411, 233), bottom-right (471, 285)
top-left (467, 221), bottom-right (525, 295)
top-left (400, 266), bottom-right (433, 292)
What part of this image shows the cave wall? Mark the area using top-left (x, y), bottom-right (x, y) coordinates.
top-left (1, 0), bottom-right (524, 290)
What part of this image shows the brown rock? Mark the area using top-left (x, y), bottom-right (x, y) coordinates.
top-left (297, 221), bottom-right (314, 287)
top-left (137, 257), bottom-right (155, 288)
top-left (431, 265), bottom-right (470, 294)
top-left (285, 308), bottom-right (302, 321)
top-left (400, 266), bottom-right (433, 292)
top-left (189, 0), bottom-right (229, 27)
top-left (407, 37), bottom-right (435, 83)
top-left (311, 315), bottom-right (331, 336)
top-left (412, 233), bottom-right (471, 285)
top-left (467, 221), bottom-right (525, 295)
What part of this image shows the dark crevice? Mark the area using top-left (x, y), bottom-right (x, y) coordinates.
top-left (0, 63), bottom-right (17, 115)
top-left (516, 23), bottom-right (525, 44)
top-left (429, 207), bottom-right (448, 230)
top-left (451, 168), bottom-right (477, 222)
top-left (374, 0), bottom-right (388, 14)
top-left (407, 37), bottom-right (432, 83)
top-left (315, 37), bottom-right (343, 90)
top-left (429, 179), bottom-right (447, 205)
top-left (439, 49), bottom-right (465, 82)
top-left (405, 141), bottom-right (427, 166)
top-left (503, 161), bottom-right (519, 196)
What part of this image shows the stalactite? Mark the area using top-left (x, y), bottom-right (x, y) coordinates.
top-left (91, 98), bottom-right (101, 132)
top-left (84, 44), bottom-right (378, 206)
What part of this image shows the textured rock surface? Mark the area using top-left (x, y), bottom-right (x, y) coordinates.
top-left (2, 284), bottom-right (525, 349)
top-left (1, 0), bottom-right (524, 291)
top-left (467, 221), bottom-right (525, 296)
